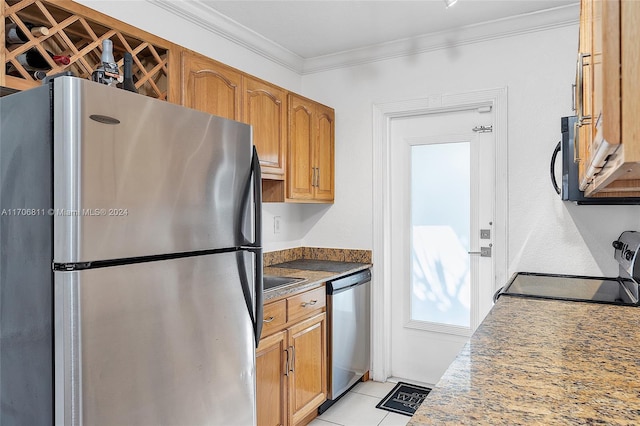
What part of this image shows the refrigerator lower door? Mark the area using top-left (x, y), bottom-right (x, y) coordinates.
top-left (52, 76), bottom-right (254, 264)
top-left (54, 252), bottom-right (256, 426)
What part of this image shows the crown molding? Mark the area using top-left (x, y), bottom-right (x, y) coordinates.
top-left (147, 1), bottom-right (579, 76)
top-left (303, 3), bottom-right (579, 74)
top-left (147, 0), bottom-right (304, 73)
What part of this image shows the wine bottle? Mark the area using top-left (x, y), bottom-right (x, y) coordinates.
top-left (10, 47), bottom-right (69, 71)
top-left (4, 63), bottom-right (50, 79)
top-left (121, 52), bottom-right (137, 93)
top-left (33, 70), bottom-right (47, 80)
top-left (5, 22), bottom-right (49, 44)
top-left (92, 39), bottom-right (123, 86)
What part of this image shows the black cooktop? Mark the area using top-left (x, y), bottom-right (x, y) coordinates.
top-left (273, 259), bottom-right (366, 273)
top-left (498, 272), bottom-right (639, 306)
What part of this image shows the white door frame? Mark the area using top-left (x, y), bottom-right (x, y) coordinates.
top-left (371, 88), bottom-right (508, 382)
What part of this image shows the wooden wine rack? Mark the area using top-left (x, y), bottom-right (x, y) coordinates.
top-left (1, 0), bottom-right (175, 100)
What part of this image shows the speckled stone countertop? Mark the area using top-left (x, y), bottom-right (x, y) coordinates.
top-left (263, 263), bottom-right (371, 301)
top-left (409, 296), bottom-right (640, 425)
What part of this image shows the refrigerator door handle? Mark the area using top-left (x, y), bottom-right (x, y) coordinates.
top-left (252, 146), bottom-right (262, 247)
top-left (254, 250), bottom-right (263, 347)
top-left (237, 147), bottom-right (264, 348)
top-left (251, 146), bottom-right (264, 347)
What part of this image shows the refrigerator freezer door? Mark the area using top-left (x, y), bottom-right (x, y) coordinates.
top-left (52, 77), bottom-right (254, 264)
top-left (54, 251), bottom-right (256, 426)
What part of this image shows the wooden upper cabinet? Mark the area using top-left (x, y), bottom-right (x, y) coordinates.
top-left (243, 76), bottom-right (287, 179)
top-left (181, 51), bottom-right (241, 121)
top-left (1, 0), bottom-right (176, 101)
top-left (287, 94), bottom-right (335, 203)
top-left (288, 95), bottom-right (315, 200)
top-left (314, 105), bottom-right (335, 202)
top-left (576, 0), bottom-right (640, 197)
top-left (576, 0), bottom-right (593, 187)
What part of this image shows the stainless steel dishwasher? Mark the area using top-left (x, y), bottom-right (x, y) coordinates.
top-left (319, 268), bottom-right (371, 414)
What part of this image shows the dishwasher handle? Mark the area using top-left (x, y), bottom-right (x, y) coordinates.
top-left (327, 269), bottom-right (371, 295)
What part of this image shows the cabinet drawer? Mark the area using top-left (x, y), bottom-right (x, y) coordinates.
top-left (287, 287), bottom-right (326, 322)
top-left (262, 300), bottom-right (287, 336)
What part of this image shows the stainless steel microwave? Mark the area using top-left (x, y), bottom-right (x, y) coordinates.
top-left (550, 116), bottom-right (640, 205)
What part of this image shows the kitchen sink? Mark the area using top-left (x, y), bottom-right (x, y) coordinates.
top-left (263, 275), bottom-right (306, 290)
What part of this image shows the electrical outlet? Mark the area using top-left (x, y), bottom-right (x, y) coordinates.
top-left (274, 216), bottom-right (281, 234)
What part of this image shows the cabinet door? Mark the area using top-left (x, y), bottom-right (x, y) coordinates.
top-left (314, 105), bottom-right (335, 202)
top-left (587, 0), bottom-right (620, 182)
top-left (577, 0), bottom-right (630, 196)
top-left (601, 0), bottom-right (621, 146)
top-left (288, 313), bottom-right (327, 425)
top-left (287, 95), bottom-right (315, 200)
top-left (243, 77), bottom-right (287, 179)
top-left (257, 331), bottom-right (288, 426)
top-left (577, 0), bottom-right (593, 186)
top-left (588, 0), bottom-right (602, 173)
top-left (181, 51), bottom-right (242, 121)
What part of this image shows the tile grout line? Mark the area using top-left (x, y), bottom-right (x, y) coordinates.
top-left (317, 419), bottom-right (343, 426)
top-left (318, 382), bottom-right (405, 426)
top-left (377, 412), bottom-right (391, 426)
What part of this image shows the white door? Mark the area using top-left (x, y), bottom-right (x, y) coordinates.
top-left (389, 108), bottom-right (495, 385)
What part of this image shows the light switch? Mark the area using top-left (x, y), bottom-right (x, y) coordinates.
top-left (274, 216), bottom-right (281, 234)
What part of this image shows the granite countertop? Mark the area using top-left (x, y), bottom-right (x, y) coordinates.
top-left (409, 296), bottom-right (640, 425)
top-left (263, 262), bottom-right (371, 301)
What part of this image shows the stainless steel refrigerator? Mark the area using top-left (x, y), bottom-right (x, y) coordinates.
top-left (0, 76), bottom-right (263, 425)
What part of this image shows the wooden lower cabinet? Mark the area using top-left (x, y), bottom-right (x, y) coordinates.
top-left (257, 293), bottom-right (327, 426)
top-left (288, 313), bottom-right (327, 425)
top-left (257, 331), bottom-right (289, 426)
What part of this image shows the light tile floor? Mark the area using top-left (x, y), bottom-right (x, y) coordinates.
top-left (309, 381), bottom-right (410, 426)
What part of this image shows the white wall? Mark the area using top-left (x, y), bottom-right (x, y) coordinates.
top-left (260, 203), bottom-right (331, 251)
top-left (300, 24), bottom-right (640, 277)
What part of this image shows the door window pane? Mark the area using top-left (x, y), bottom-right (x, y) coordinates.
top-left (411, 142), bottom-right (470, 328)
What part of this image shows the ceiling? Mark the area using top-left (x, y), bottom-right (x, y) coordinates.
top-left (194, 0), bottom-right (577, 58)
top-left (153, 0), bottom-right (579, 73)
